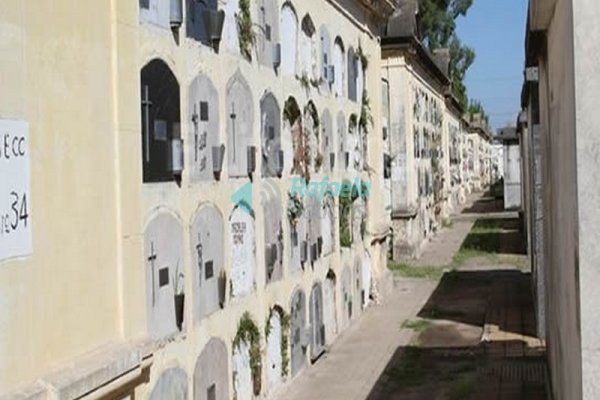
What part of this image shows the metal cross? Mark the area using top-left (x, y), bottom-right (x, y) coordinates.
top-left (141, 85), bottom-right (153, 163)
top-left (196, 234), bottom-right (203, 288)
top-left (148, 241), bottom-right (158, 306)
top-left (230, 102), bottom-right (237, 162)
top-left (192, 103), bottom-right (199, 162)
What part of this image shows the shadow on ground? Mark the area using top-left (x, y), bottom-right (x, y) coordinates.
top-left (368, 269), bottom-right (547, 400)
top-left (461, 194), bottom-right (504, 214)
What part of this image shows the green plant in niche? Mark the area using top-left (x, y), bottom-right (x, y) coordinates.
top-left (297, 74), bottom-right (311, 90)
top-left (354, 43), bottom-right (369, 71)
top-left (339, 188), bottom-right (354, 248)
top-left (237, 0), bottom-right (255, 60)
top-left (359, 90), bottom-right (373, 134)
top-left (280, 311), bottom-right (291, 377)
top-left (287, 192), bottom-right (304, 227)
top-left (233, 312), bottom-right (262, 395)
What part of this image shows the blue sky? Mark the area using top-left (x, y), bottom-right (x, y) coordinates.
top-left (455, 0), bottom-right (528, 132)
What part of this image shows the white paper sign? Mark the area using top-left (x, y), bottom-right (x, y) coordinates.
top-left (0, 119), bottom-right (31, 262)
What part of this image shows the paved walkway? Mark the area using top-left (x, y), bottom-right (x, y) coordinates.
top-left (279, 191), bottom-right (547, 400)
top-left (279, 278), bottom-right (438, 400)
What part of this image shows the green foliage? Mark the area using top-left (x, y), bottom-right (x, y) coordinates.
top-left (237, 0), bottom-right (255, 60)
top-left (359, 90), bottom-right (373, 134)
top-left (339, 189), bottom-right (354, 248)
top-left (287, 192), bottom-right (304, 227)
top-left (280, 312), bottom-right (291, 377)
top-left (468, 99), bottom-right (489, 125)
top-left (387, 261), bottom-right (446, 280)
top-left (401, 318), bottom-right (432, 333)
top-left (283, 98), bottom-right (301, 126)
top-left (355, 43), bottom-right (369, 71)
top-left (298, 74), bottom-right (311, 90)
top-left (234, 312), bottom-right (262, 395)
top-left (418, 0), bottom-right (475, 109)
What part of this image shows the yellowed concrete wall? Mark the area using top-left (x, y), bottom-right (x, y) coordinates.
top-left (0, 0), bottom-right (130, 392)
top-left (0, 0), bottom-right (391, 397)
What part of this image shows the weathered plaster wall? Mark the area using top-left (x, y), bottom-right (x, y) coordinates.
top-left (573, 0), bottom-right (600, 398)
top-left (0, 0), bottom-right (131, 391)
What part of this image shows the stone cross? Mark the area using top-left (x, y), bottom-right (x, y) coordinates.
top-left (148, 241), bottom-right (158, 306)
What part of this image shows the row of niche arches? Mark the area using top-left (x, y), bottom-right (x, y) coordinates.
top-left (143, 183), bottom-right (343, 340)
top-left (148, 258), bottom-right (369, 399)
top-left (142, 59), bottom-right (364, 184)
top-left (142, 187), bottom-right (337, 340)
top-left (143, 204), bottom-right (255, 339)
top-left (140, 0), bottom-right (363, 98)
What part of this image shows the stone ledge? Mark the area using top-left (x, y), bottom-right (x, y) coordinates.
top-left (0, 339), bottom-right (154, 400)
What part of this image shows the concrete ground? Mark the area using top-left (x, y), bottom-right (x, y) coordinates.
top-left (279, 192), bottom-right (548, 400)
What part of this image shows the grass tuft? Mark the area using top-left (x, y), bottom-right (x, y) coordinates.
top-left (388, 262), bottom-right (446, 280)
top-left (401, 318), bottom-right (432, 333)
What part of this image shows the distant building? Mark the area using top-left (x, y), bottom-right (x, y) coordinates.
top-left (498, 127), bottom-right (521, 210)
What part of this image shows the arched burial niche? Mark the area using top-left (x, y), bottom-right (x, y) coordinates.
top-left (229, 204), bottom-right (255, 299)
top-left (144, 213), bottom-right (184, 338)
top-left (336, 111), bottom-right (346, 171)
top-left (361, 250), bottom-right (373, 309)
top-left (341, 265), bottom-right (352, 328)
top-left (309, 282), bottom-right (325, 360)
top-left (226, 73), bottom-right (254, 178)
top-left (348, 114), bottom-right (360, 172)
top-left (288, 190), bottom-right (308, 274)
top-left (321, 191), bottom-right (335, 255)
top-left (140, 0), bottom-right (172, 28)
top-left (189, 73), bottom-right (219, 182)
top-left (332, 37), bottom-right (345, 98)
top-left (222, 0), bottom-right (240, 52)
top-left (280, 2), bottom-right (298, 76)
top-left (300, 14), bottom-right (318, 80)
top-left (186, 0), bottom-right (218, 44)
top-left (261, 180), bottom-right (283, 283)
top-left (150, 368), bottom-right (188, 400)
top-left (353, 256), bottom-right (364, 317)
top-left (266, 306), bottom-right (288, 393)
top-left (347, 46), bottom-right (357, 102)
top-left (232, 313), bottom-right (262, 400)
top-left (290, 288), bottom-right (308, 376)
top-left (261, 93), bottom-right (282, 178)
top-left (320, 109), bottom-right (333, 174)
top-left (257, 0), bottom-right (280, 67)
top-left (303, 101), bottom-right (320, 174)
top-left (324, 269), bottom-right (338, 343)
top-left (140, 59), bottom-right (181, 183)
top-left (190, 204), bottom-right (225, 320)
top-left (319, 25), bottom-right (331, 91)
top-left (283, 96), bottom-right (305, 177)
top-left (194, 338), bottom-right (229, 400)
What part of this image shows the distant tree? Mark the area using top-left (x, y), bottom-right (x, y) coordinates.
top-left (418, 0), bottom-right (475, 109)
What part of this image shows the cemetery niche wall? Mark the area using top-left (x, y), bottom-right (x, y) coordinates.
top-left (140, 59), bottom-right (181, 183)
top-left (280, 2), bottom-right (298, 76)
top-left (256, 0), bottom-right (279, 67)
top-left (320, 108), bottom-right (334, 174)
top-left (290, 288), bottom-right (308, 377)
top-left (144, 212), bottom-right (185, 338)
top-left (229, 205), bottom-right (256, 299)
top-left (261, 181), bottom-right (283, 284)
top-left (189, 73), bottom-right (219, 182)
top-left (261, 92), bottom-right (282, 178)
top-left (226, 73), bottom-right (254, 178)
top-left (309, 282), bottom-right (325, 360)
top-left (149, 367), bottom-right (188, 400)
top-left (194, 338), bottom-right (229, 400)
top-left (190, 204), bottom-right (225, 320)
